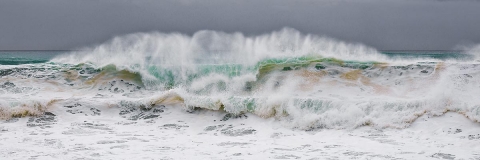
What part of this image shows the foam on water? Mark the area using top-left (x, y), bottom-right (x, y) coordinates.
top-left (1, 28), bottom-right (480, 129)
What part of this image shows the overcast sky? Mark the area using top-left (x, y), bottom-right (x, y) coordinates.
top-left (1, 0), bottom-right (479, 50)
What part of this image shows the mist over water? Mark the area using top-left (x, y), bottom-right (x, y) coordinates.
top-left (466, 44), bottom-right (480, 60)
top-left (53, 28), bottom-right (386, 66)
top-left (52, 28), bottom-right (391, 91)
top-left (1, 28), bottom-right (479, 129)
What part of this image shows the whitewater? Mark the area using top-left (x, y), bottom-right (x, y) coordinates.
top-left (1, 28), bottom-right (480, 159)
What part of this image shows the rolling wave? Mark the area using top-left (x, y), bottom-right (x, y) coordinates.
top-left (1, 28), bottom-right (480, 129)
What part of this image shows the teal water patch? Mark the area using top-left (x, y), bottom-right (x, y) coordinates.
top-left (143, 55), bottom-right (383, 89)
top-left (146, 64), bottom-right (254, 89)
top-left (0, 51), bottom-right (67, 65)
top-left (381, 50), bottom-right (472, 60)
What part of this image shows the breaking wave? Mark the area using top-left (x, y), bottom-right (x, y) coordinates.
top-left (1, 28), bottom-right (479, 129)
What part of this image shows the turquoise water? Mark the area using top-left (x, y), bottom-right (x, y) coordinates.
top-left (0, 51), bottom-right (67, 65)
top-left (1, 50), bottom-right (470, 89)
top-left (382, 50), bottom-right (471, 60)
top-left (0, 50), bottom-right (470, 65)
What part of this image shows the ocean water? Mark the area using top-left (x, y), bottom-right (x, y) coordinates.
top-left (1, 29), bottom-right (480, 159)
top-left (0, 51), bottom-right (64, 65)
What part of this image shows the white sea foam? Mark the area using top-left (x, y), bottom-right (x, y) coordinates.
top-left (0, 29), bottom-right (478, 130)
top-left (52, 28), bottom-right (387, 68)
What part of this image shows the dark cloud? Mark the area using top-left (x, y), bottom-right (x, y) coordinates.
top-left (0, 0), bottom-right (479, 50)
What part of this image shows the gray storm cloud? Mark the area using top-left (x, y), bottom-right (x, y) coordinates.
top-left (0, 0), bottom-right (479, 50)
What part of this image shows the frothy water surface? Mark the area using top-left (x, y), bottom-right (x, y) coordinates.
top-left (2, 29), bottom-right (480, 159)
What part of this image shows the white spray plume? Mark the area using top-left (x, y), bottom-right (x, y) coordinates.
top-left (52, 28), bottom-right (388, 70)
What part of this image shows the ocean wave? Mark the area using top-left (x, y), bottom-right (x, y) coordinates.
top-left (1, 29), bottom-right (480, 129)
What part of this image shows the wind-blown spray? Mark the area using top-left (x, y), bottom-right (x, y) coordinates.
top-left (1, 28), bottom-right (479, 129)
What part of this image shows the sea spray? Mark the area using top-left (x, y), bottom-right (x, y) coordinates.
top-left (1, 28), bottom-right (479, 129)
